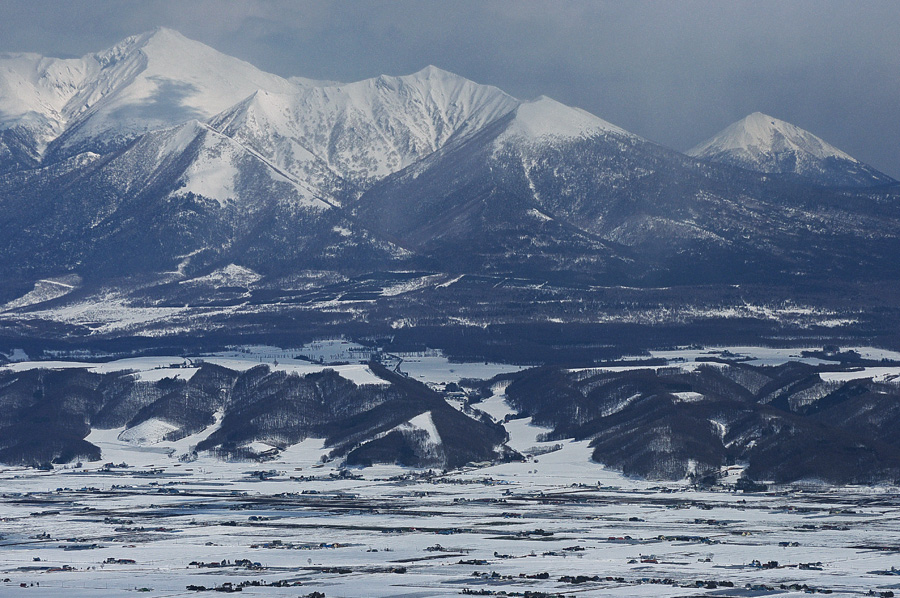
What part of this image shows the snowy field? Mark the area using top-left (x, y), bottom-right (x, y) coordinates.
top-left (2, 344), bottom-right (900, 596)
top-left (3, 447), bottom-right (900, 597)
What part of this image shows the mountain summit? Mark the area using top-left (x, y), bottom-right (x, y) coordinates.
top-left (687, 112), bottom-right (894, 187)
top-left (0, 27), bottom-right (298, 167)
top-left (209, 65), bottom-right (519, 202)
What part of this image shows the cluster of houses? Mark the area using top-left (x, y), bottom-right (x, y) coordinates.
top-left (462, 587), bottom-right (571, 597)
top-left (189, 559), bottom-right (263, 570)
top-left (186, 579), bottom-right (313, 592)
top-left (248, 539), bottom-right (344, 550)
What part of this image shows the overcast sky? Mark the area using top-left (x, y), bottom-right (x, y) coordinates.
top-left (1, 0), bottom-right (897, 178)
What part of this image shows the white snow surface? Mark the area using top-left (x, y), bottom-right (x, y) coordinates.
top-left (650, 345), bottom-right (834, 367)
top-left (394, 411), bottom-right (442, 451)
top-left (497, 95), bottom-right (632, 144)
top-left (118, 418), bottom-right (181, 445)
top-left (689, 112), bottom-right (855, 162)
top-left (687, 111), bottom-right (859, 176)
top-left (180, 263), bottom-right (261, 287)
top-left (100, 119), bottom-right (329, 208)
top-left (46, 28), bottom-right (299, 157)
top-left (1, 351), bottom-right (387, 387)
top-left (210, 65), bottom-right (520, 193)
top-left (0, 276), bottom-right (79, 311)
top-left (0, 53), bottom-right (91, 153)
top-left (819, 367), bottom-right (900, 384)
top-left (398, 354), bottom-right (526, 383)
top-left (1, 456), bottom-right (898, 597)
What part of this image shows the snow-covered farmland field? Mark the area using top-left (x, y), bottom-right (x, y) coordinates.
top-left (3, 447), bottom-right (900, 597)
top-left (3, 345), bottom-right (900, 597)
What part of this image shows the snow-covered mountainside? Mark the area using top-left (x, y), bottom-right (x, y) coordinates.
top-left (688, 112), bottom-right (894, 187)
top-left (51, 27), bottom-right (300, 160)
top-left (357, 92), bottom-right (676, 249)
top-left (496, 95), bottom-right (633, 144)
top-left (358, 94), bottom-right (900, 285)
top-left (0, 28), bottom-right (898, 307)
top-left (92, 119), bottom-right (331, 209)
top-left (0, 53), bottom-right (92, 167)
top-left (210, 66), bottom-right (519, 202)
top-left (0, 28), bottom-right (298, 167)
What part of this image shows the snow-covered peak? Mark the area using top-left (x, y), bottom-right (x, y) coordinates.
top-left (332, 65), bottom-right (520, 146)
top-left (497, 96), bottom-right (633, 143)
top-left (99, 27), bottom-right (294, 98)
top-left (410, 64), bottom-right (451, 78)
top-left (399, 64), bottom-right (479, 87)
top-left (688, 112), bottom-right (856, 164)
top-left (45, 28), bottom-right (299, 159)
top-left (210, 67), bottom-right (519, 193)
top-left (687, 112), bottom-right (894, 186)
top-left (0, 53), bottom-right (93, 155)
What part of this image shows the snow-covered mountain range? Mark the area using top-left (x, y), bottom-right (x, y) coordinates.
top-left (210, 65), bottom-right (520, 203)
top-left (0, 28), bottom-right (898, 319)
top-left (2, 29), bottom-right (890, 204)
top-left (2, 30), bottom-right (900, 477)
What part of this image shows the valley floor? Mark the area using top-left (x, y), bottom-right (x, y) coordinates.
top-left (2, 429), bottom-right (900, 597)
top-left (3, 344), bottom-right (900, 597)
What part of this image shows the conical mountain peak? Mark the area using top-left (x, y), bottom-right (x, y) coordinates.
top-left (690, 112), bottom-right (854, 162)
top-left (688, 112), bottom-right (894, 187)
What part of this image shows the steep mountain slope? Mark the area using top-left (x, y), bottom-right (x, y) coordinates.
top-left (86, 119), bottom-right (332, 209)
top-left (357, 98), bottom-right (900, 284)
top-left (0, 28), bottom-right (299, 169)
top-left (0, 53), bottom-right (92, 171)
top-left (354, 97), bottom-right (646, 280)
top-left (688, 112), bottom-right (894, 187)
top-left (356, 94), bottom-right (693, 249)
top-left (209, 66), bottom-right (519, 204)
top-left (0, 118), bottom-right (406, 281)
top-left (50, 28), bottom-right (300, 161)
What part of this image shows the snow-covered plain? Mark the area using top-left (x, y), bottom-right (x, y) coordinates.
top-left (398, 354), bottom-right (527, 384)
top-left (2, 437), bottom-right (900, 597)
top-left (3, 345), bottom-right (900, 596)
top-left (3, 343), bottom-right (390, 387)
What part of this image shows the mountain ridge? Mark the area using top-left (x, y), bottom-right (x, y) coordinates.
top-left (0, 28), bottom-right (898, 341)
